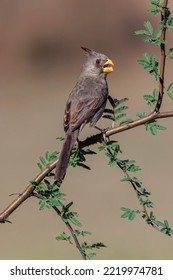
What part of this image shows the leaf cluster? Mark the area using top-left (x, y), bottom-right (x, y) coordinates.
top-left (135, 21), bottom-right (165, 46)
top-left (35, 149), bottom-right (106, 259)
top-left (103, 96), bottom-right (133, 127)
top-left (98, 138), bottom-right (173, 236)
top-left (137, 53), bottom-right (159, 80)
top-left (80, 242), bottom-right (106, 260)
top-left (69, 146), bottom-right (96, 170)
top-left (37, 151), bottom-right (59, 172)
top-left (147, 0), bottom-right (163, 15)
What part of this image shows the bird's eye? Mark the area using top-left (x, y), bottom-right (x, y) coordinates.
top-left (96, 58), bottom-right (101, 65)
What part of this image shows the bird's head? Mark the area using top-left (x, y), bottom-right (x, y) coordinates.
top-left (80, 46), bottom-right (114, 78)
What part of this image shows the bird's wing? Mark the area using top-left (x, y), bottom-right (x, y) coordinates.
top-left (64, 90), bottom-right (107, 132)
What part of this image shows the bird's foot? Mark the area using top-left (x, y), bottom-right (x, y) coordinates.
top-left (94, 126), bottom-right (110, 144)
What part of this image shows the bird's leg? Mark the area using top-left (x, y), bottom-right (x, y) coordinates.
top-left (76, 138), bottom-right (81, 148)
top-left (94, 125), bottom-right (110, 144)
top-left (94, 125), bottom-right (107, 133)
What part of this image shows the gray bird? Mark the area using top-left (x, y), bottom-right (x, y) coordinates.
top-left (55, 47), bottom-right (114, 181)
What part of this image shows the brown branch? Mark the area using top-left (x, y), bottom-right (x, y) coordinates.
top-left (1, 109), bottom-right (173, 223)
top-left (155, 0), bottom-right (168, 113)
top-left (80, 110), bottom-right (173, 147)
top-left (0, 160), bottom-right (56, 222)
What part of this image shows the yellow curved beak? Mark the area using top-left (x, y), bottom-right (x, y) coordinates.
top-left (103, 58), bottom-right (114, 73)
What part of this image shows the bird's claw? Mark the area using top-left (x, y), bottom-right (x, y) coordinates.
top-left (100, 127), bottom-right (110, 144)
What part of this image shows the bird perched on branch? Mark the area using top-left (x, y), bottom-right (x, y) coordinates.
top-left (55, 47), bottom-right (114, 181)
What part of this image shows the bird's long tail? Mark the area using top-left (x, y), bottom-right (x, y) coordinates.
top-left (55, 130), bottom-right (79, 181)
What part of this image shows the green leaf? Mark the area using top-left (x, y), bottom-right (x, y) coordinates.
top-left (30, 180), bottom-right (38, 188)
top-left (166, 15), bottom-right (173, 31)
top-left (107, 95), bottom-right (116, 108)
top-left (37, 162), bottom-right (43, 171)
top-left (143, 95), bottom-right (156, 105)
top-left (145, 121), bottom-right (166, 135)
top-left (120, 207), bottom-right (131, 212)
top-left (82, 149), bottom-right (96, 155)
top-left (68, 213), bottom-right (82, 227)
top-left (104, 97), bottom-right (129, 125)
top-left (137, 53), bottom-right (159, 80)
top-left (116, 97), bottom-right (129, 105)
top-left (120, 207), bottom-right (139, 220)
top-left (81, 242), bottom-right (106, 255)
top-left (56, 232), bottom-right (73, 244)
top-left (128, 210), bottom-right (137, 220)
top-left (56, 136), bottom-right (65, 141)
top-left (48, 151), bottom-right (59, 161)
top-left (90, 242), bottom-right (106, 249)
top-left (168, 48), bottom-right (173, 59)
top-left (69, 147), bottom-right (95, 169)
top-left (119, 118), bottom-right (133, 125)
top-left (153, 88), bottom-right (159, 99)
top-left (156, 124), bottom-right (167, 131)
top-left (114, 113), bottom-right (127, 121)
top-left (143, 29), bottom-right (166, 46)
top-left (135, 29), bottom-right (148, 36)
top-left (35, 182), bottom-right (47, 192)
top-left (127, 164), bottom-right (141, 172)
top-left (120, 177), bottom-right (132, 182)
top-left (121, 177), bottom-right (142, 187)
top-left (76, 163), bottom-right (90, 170)
top-left (154, 220), bottom-right (165, 227)
top-left (140, 188), bottom-right (151, 197)
top-left (147, 0), bottom-right (163, 15)
top-left (167, 83), bottom-right (173, 100)
top-left (114, 106), bottom-right (128, 114)
top-left (144, 21), bottom-right (154, 35)
top-left (102, 115), bottom-right (115, 121)
top-left (120, 207), bottom-right (131, 218)
top-left (49, 198), bottom-right (62, 207)
top-left (87, 253), bottom-right (96, 260)
top-left (164, 220), bottom-right (169, 228)
top-left (62, 201), bottom-right (73, 212)
top-left (38, 199), bottom-right (47, 210)
top-left (138, 197), bottom-right (154, 208)
top-left (135, 21), bottom-right (153, 36)
top-left (104, 108), bottom-right (114, 114)
top-left (98, 145), bottom-right (105, 151)
top-left (39, 156), bottom-right (47, 166)
top-left (143, 211), bottom-right (156, 224)
top-left (146, 123), bottom-right (158, 135)
top-left (45, 151), bottom-right (49, 161)
top-left (74, 230), bottom-right (92, 237)
top-left (136, 112), bottom-right (147, 118)
top-left (143, 89), bottom-right (159, 105)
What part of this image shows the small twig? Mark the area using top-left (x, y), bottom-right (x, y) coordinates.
top-left (116, 160), bottom-right (162, 234)
top-left (104, 145), bottom-right (162, 234)
top-left (32, 192), bottom-right (87, 260)
top-left (154, 0), bottom-right (168, 113)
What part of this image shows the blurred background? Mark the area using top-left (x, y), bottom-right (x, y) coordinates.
top-left (1, 0), bottom-right (173, 260)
